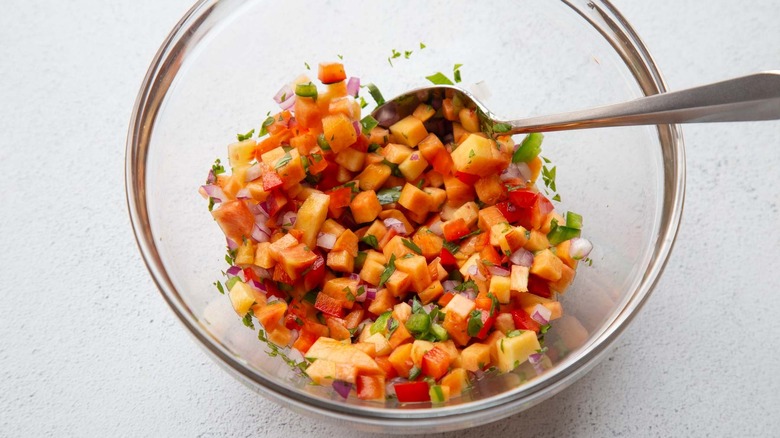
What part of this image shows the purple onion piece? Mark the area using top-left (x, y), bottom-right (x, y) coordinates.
top-left (569, 237), bottom-right (593, 260)
top-left (279, 94), bottom-right (296, 111)
top-left (201, 184), bottom-right (225, 202)
top-left (226, 237), bottom-right (239, 251)
top-left (273, 84), bottom-right (293, 104)
top-left (510, 248), bottom-right (534, 267)
top-left (346, 77), bottom-right (360, 97)
top-left (225, 265), bottom-right (242, 278)
top-left (245, 163), bottom-right (263, 182)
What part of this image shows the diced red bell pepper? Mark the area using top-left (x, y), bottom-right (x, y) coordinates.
top-left (264, 279), bottom-right (287, 300)
top-left (314, 292), bottom-right (344, 317)
top-left (394, 381), bottom-right (431, 403)
top-left (455, 171), bottom-right (480, 185)
top-left (303, 253), bottom-right (326, 291)
top-left (495, 201), bottom-right (524, 224)
top-left (265, 190), bottom-right (288, 217)
top-left (474, 293), bottom-right (493, 312)
top-left (421, 346), bottom-right (451, 380)
top-left (326, 186), bottom-right (353, 218)
top-left (441, 218), bottom-right (470, 241)
top-left (507, 188), bottom-right (538, 209)
top-left (292, 320), bottom-right (328, 354)
top-left (350, 133), bottom-right (369, 153)
top-left (527, 274), bottom-right (552, 298)
top-left (511, 309), bottom-right (541, 333)
top-left (431, 150), bottom-right (454, 175)
top-left (262, 170), bottom-right (284, 191)
top-left (315, 161), bottom-right (342, 191)
top-left (273, 264), bottom-right (293, 283)
top-left (439, 248), bottom-right (458, 267)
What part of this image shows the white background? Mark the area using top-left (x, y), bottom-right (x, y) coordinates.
top-left (1, 0), bottom-right (779, 436)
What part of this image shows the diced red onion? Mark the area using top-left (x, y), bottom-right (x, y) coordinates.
top-left (409, 153), bottom-right (419, 161)
top-left (422, 303), bottom-right (435, 314)
top-left (245, 163), bottom-right (263, 182)
top-left (251, 223), bottom-right (270, 243)
top-left (206, 169), bottom-right (217, 184)
top-left (353, 121), bottom-right (361, 136)
top-left (235, 188), bottom-right (251, 200)
top-left (459, 289), bottom-right (477, 300)
top-left (442, 280), bottom-right (459, 293)
top-left (500, 162), bottom-right (532, 182)
top-left (467, 265), bottom-right (477, 276)
top-left (383, 218), bottom-right (406, 235)
top-left (247, 279), bottom-right (266, 292)
top-left (349, 273), bottom-right (360, 282)
top-left (510, 248), bottom-right (534, 267)
top-left (354, 319), bottom-right (372, 337)
top-left (279, 94), bottom-right (296, 111)
top-left (428, 220), bottom-right (443, 237)
top-left (346, 77), bottom-right (360, 97)
top-left (267, 295), bottom-right (282, 305)
top-left (528, 352), bottom-right (545, 375)
top-left (488, 265), bottom-right (510, 277)
top-left (201, 184), bottom-right (226, 203)
top-left (226, 265), bottom-right (242, 278)
top-left (569, 237), bottom-right (593, 260)
top-left (254, 267), bottom-right (271, 279)
top-left (316, 232), bottom-right (336, 250)
top-left (281, 211), bottom-right (297, 230)
top-left (289, 329), bottom-right (300, 345)
top-left (365, 287), bottom-right (377, 300)
top-left (473, 270), bottom-right (486, 281)
top-left (226, 237), bottom-right (239, 251)
top-left (530, 304), bottom-right (551, 325)
top-left (355, 290), bottom-right (367, 303)
top-left (273, 84), bottom-right (293, 104)
top-left (332, 380), bottom-right (351, 399)
top-left (471, 368), bottom-right (485, 380)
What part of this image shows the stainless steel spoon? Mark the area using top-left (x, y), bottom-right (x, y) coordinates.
top-left (371, 71), bottom-right (780, 134)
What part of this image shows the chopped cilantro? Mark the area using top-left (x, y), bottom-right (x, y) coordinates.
top-left (259, 116), bottom-right (275, 137)
top-left (359, 96), bottom-right (368, 109)
top-left (241, 309), bottom-right (255, 329)
top-left (467, 309), bottom-right (484, 336)
top-left (416, 178), bottom-right (425, 189)
top-left (425, 72), bottom-right (454, 85)
top-left (360, 235), bottom-right (379, 249)
top-left (337, 54), bottom-right (343, 60)
top-left (376, 186), bottom-right (402, 205)
top-left (366, 83), bottom-right (385, 105)
top-left (455, 280), bottom-right (477, 292)
top-left (275, 151), bottom-right (292, 169)
top-left (404, 50), bottom-right (413, 59)
top-left (367, 143), bottom-right (382, 153)
top-left (214, 281), bottom-right (225, 295)
top-left (442, 240), bottom-right (460, 254)
top-left (378, 254), bottom-right (397, 287)
top-left (402, 239), bottom-right (422, 254)
top-left (459, 228), bottom-right (483, 240)
top-left (492, 123), bottom-right (511, 133)
top-left (237, 129), bottom-right (255, 141)
top-left (304, 62), bottom-right (310, 70)
top-left (409, 366), bottom-right (421, 380)
top-left (380, 159), bottom-right (403, 177)
top-left (258, 329), bottom-right (309, 375)
top-left (419, 42), bottom-right (426, 49)
top-left (453, 64), bottom-right (463, 83)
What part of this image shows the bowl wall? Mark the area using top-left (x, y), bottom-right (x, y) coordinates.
top-left (127, 0), bottom-right (684, 433)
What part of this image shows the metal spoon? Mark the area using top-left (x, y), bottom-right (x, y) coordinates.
top-left (371, 71), bottom-right (780, 134)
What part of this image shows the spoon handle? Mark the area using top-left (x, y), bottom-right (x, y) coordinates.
top-left (506, 71), bottom-right (780, 134)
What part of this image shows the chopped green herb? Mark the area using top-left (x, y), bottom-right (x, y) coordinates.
top-left (277, 282), bottom-right (293, 292)
top-left (337, 54), bottom-right (343, 60)
top-left (459, 228), bottom-right (483, 240)
top-left (259, 116), bottom-right (275, 137)
top-left (214, 281), bottom-right (225, 295)
top-left (492, 123), bottom-right (511, 134)
top-left (237, 129), bottom-right (255, 141)
top-left (409, 366), bottom-right (422, 380)
top-left (211, 158), bottom-right (225, 177)
top-left (380, 159), bottom-right (403, 177)
top-left (506, 329), bottom-right (523, 338)
top-left (366, 83), bottom-right (385, 105)
top-left (304, 62), bottom-right (311, 70)
top-left (378, 254), bottom-right (397, 287)
top-left (241, 309), bottom-right (255, 329)
top-left (455, 280), bottom-right (477, 292)
top-left (402, 239), bottom-right (422, 254)
top-left (453, 64), bottom-right (463, 83)
top-left (416, 178), bottom-right (425, 189)
top-left (258, 329), bottom-right (309, 375)
top-left (419, 42), bottom-right (426, 49)
top-left (275, 151), bottom-right (292, 169)
top-left (359, 96), bottom-right (368, 109)
top-left (447, 268), bottom-right (464, 283)
top-left (303, 289), bottom-right (319, 304)
top-left (367, 143), bottom-right (382, 153)
top-left (467, 310), bottom-right (484, 336)
top-left (387, 317), bottom-right (399, 335)
top-left (425, 72), bottom-right (454, 85)
top-left (442, 240), bottom-right (460, 254)
top-left (376, 186), bottom-right (402, 205)
top-left (360, 235), bottom-right (379, 249)
top-left (354, 251), bottom-right (367, 270)
top-left (540, 324), bottom-right (551, 334)
top-left (360, 115), bottom-right (379, 134)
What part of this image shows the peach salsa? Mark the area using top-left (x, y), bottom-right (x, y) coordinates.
top-left (199, 62), bottom-right (593, 404)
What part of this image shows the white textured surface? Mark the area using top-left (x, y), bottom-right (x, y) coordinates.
top-left (1, 0), bottom-right (779, 436)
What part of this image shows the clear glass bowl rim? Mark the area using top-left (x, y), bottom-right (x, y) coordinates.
top-left (125, 0), bottom-right (685, 432)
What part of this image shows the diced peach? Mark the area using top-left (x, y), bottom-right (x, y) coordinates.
top-left (334, 147), bottom-right (366, 172)
top-left (389, 115), bottom-right (428, 147)
top-left (443, 311), bottom-right (470, 346)
top-left (211, 200), bottom-right (254, 243)
top-left (443, 175), bottom-right (475, 207)
top-left (382, 235), bottom-right (414, 261)
top-left (524, 230), bottom-right (550, 251)
top-left (278, 243), bottom-right (317, 280)
top-left (397, 183), bottom-right (432, 217)
top-left (359, 259), bottom-right (385, 286)
top-left (293, 192), bottom-right (330, 249)
top-left (368, 288), bottom-right (396, 314)
top-left (349, 190), bottom-right (382, 224)
top-left (253, 241), bottom-right (275, 269)
top-left (461, 343), bottom-right (491, 372)
top-left (255, 301), bottom-right (288, 330)
top-left (418, 280), bottom-right (444, 304)
top-left (398, 152), bottom-right (429, 181)
top-left (357, 163), bottom-right (391, 191)
top-left (450, 134), bottom-right (505, 175)
top-left (530, 249), bottom-right (563, 281)
top-left (549, 263), bottom-right (575, 294)
top-left (332, 229), bottom-right (358, 256)
top-left (421, 346), bottom-right (451, 380)
top-left (394, 255), bottom-right (432, 293)
top-left (268, 233), bottom-right (299, 262)
top-left (510, 265), bottom-right (530, 293)
top-left (322, 277), bottom-right (359, 309)
top-left (412, 103), bottom-right (436, 122)
top-left (322, 113), bottom-right (357, 153)
top-left (385, 270), bottom-right (411, 297)
top-left (475, 174), bottom-right (504, 205)
top-left (326, 249), bottom-right (354, 273)
top-left (388, 343), bottom-right (414, 378)
top-left (440, 368), bottom-right (469, 395)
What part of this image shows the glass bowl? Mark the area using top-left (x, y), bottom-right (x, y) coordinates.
top-left (126, 0), bottom-right (685, 433)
